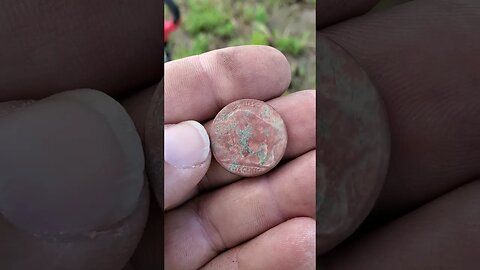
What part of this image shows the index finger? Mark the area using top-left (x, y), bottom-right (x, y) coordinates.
top-left (164, 46), bottom-right (291, 124)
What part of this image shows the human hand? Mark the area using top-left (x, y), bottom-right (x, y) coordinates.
top-left (141, 45), bottom-right (316, 269)
top-left (315, 0), bottom-right (480, 269)
top-left (0, 1), bottom-right (161, 269)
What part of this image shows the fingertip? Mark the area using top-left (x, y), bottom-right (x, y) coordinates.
top-left (0, 89), bottom-right (148, 269)
top-left (164, 120), bottom-right (210, 168)
top-left (164, 155), bottom-right (211, 210)
top-left (0, 89), bottom-right (145, 235)
top-left (164, 120), bottom-right (212, 210)
top-left (203, 45), bottom-right (292, 96)
top-left (252, 45), bottom-right (292, 89)
top-left (165, 45), bottom-right (292, 124)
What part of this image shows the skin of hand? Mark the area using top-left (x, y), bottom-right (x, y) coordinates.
top-left (157, 46), bottom-right (317, 270)
top-left (316, 0), bottom-right (480, 269)
top-left (0, 0), bottom-right (479, 269)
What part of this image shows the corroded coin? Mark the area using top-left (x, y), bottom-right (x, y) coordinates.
top-left (211, 99), bottom-right (288, 177)
top-left (316, 35), bottom-right (390, 254)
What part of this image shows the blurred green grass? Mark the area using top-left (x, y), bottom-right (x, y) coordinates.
top-left (165, 0), bottom-right (409, 92)
top-left (165, 0), bottom-right (316, 93)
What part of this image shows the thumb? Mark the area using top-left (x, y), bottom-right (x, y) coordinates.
top-left (164, 120), bottom-right (211, 210)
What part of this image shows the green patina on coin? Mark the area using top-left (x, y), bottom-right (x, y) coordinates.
top-left (210, 99), bottom-right (288, 177)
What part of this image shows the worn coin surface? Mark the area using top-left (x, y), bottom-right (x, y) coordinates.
top-left (211, 99), bottom-right (288, 177)
top-left (316, 35), bottom-right (390, 255)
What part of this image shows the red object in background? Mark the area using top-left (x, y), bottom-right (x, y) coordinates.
top-left (164, 20), bottom-right (178, 42)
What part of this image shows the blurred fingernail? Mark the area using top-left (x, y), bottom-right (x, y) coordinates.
top-left (164, 121), bottom-right (210, 168)
top-left (0, 89), bottom-right (145, 235)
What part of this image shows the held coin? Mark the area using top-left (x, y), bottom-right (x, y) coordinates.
top-left (211, 99), bottom-right (288, 177)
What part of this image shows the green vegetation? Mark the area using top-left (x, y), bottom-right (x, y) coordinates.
top-left (191, 33), bottom-right (209, 54)
top-left (244, 5), bottom-right (268, 24)
top-left (182, 0), bottom-right (229, 34)
top-left (214, 22), bottom-right (235, 38)
top-left (274, 32), bottom-right (309, 56)
top-left (166, 0), bottom-right (315, 92)
top-left (250, 22), bottom-right (270, 45)
top-left (165, 0), bottom-right (406, 92)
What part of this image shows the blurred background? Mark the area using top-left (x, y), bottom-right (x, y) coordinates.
top-left (164, 0), bottom-right (409, 94)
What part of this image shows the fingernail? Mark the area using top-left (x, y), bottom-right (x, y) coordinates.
top-left (164, 121), bottom-right (210, 168)
top-left (0, 89), bottom-right (145, 235)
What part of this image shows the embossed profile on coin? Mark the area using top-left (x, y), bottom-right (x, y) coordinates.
top-left (211, 99), bottom-right (288, 177)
